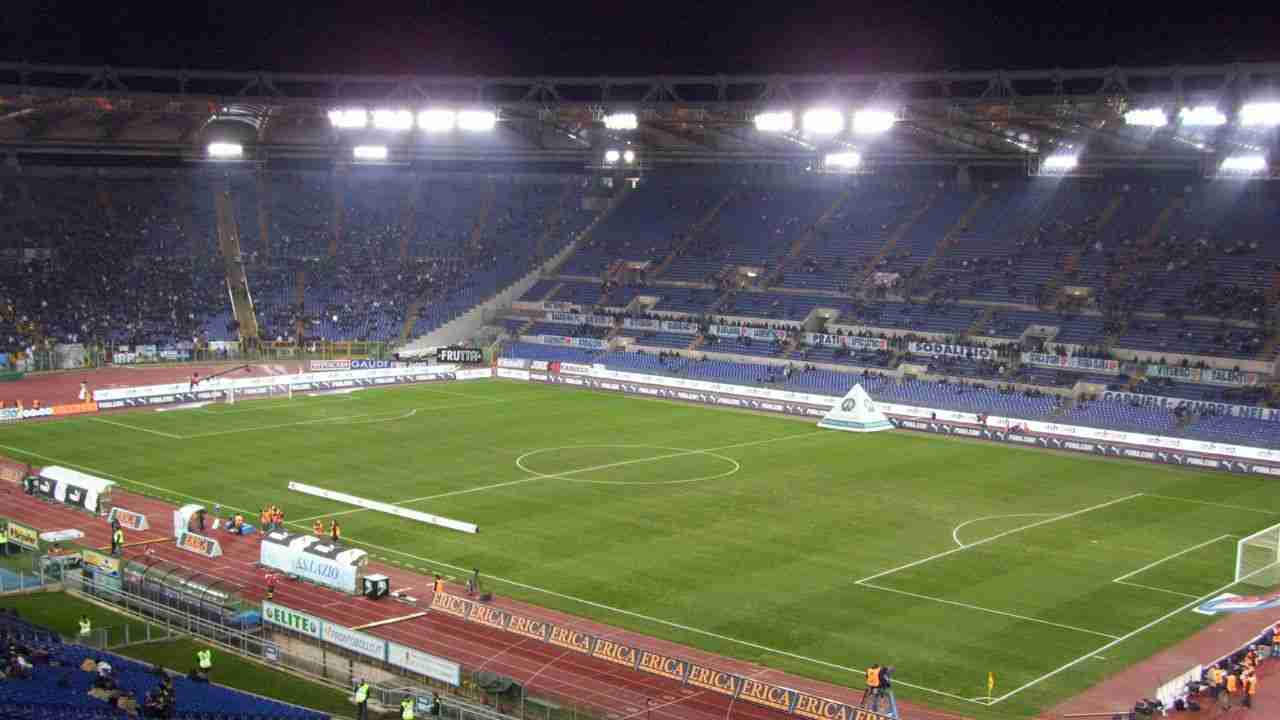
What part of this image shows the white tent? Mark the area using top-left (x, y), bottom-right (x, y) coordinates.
top-left (818, 384), bottom-right (894, 433)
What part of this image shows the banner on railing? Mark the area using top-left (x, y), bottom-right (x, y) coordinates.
top-left (1021, 352), bottom-right (1121, 374)
top-left (539, 335), bottom-right (608, 350)
top-left (1203, 368), bottom-right (1261, 387)
top-left (1101, 391), bottom-right (1280, 421)
top-left (622, 318), bottom-right (659, 330)
top-left (709, 325), bottom-right (787, 341)
top-left (661, 320), bottom-right (699, 334)
top-left (1147, 364), bottom-right (1201, 382)
top-left (803, 333), bottom-right (889, 351)
top-left (546, 311), bottom-right (614, 327)
top-left (909, 342), bottom-right (997, 361)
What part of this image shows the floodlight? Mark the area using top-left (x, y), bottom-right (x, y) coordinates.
top-left (1123, 108), bottom-right (1168, 127)
top-left (1179, 106), bottom-right (1227, 127)
top-left (604, 113), bottom-right (638, 131)
top-left (353, 145), bottom-right (388, 161)
top-left (207, 142), bottom-right (244, 158)
top-left (824, 152), bottom-right (862, 169)
top-left (622, 149), bottom-right (636, 164)
top-left (1240, 102), bottom-right (1280, 127)
top-left (802, 108), bottom-right (844, 135)
top-left (1042, 153), bottom-right (1079, 171)
top-left (457, 110), bottom-right (497, 132)
top-left (852, 110), bottom-right (896, 135)
top-left (754, 111), bottom-right (794, 133)
top-left (328, 108), bottom-right (368, 129)
top-left (372, 109), bottom-right (414, 131)
top-left (1220, 155), bottom-right (1267, 173)
top-left (418, 109), bottom-right (456, 132)
top-left (603, 149), bottom-right (621, 164)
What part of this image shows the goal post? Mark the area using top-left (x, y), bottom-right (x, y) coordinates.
top-left (1235, 523), bottom-right (1280, 587)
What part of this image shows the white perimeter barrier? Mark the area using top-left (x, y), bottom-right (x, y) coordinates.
top-left (288, 481), bottom-right (479, 534)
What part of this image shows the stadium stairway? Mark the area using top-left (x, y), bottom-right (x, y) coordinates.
top-left (907, 192), bottom-right (991, 297)
top-left (651, 189), bottom-right (737, 280)
top-left (853, 189), bottom-right (939, 295)
top-left (762, 188), bottom-right (853, 287)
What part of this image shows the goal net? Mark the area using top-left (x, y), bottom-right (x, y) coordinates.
top-left (1235, 523), bottom-right (1280, 587)
top-left (222, 384), bottom-right (293, 406)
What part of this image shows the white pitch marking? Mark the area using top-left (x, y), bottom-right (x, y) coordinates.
top-left (514, 443), bottom-right (740, 485)
top-left (1143, 493), bottom-right (1280, 516)
top-left (951, 513), bottom-right (1060, 548)
top-left (1112, 535), bottom-right (1233, 582)
top-left (181, 397), bottom-right (514, 438)
top-left (294, 430), bottom-right (816, 523)
top-left (87, 417), bottom-right (184, 439)
top-left (857, 493), bottom-right (1145, 584)
top-left (856, 582), bottom-right (1121, 640)
top-left (1112, 580), bottom-right (1200, 599)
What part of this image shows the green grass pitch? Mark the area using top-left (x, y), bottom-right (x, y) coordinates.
top-left (4, 378), bottom-right (1280, 719)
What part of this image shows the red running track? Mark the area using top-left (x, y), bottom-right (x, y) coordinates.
top-left (0, 485), bottom-right (966, 720)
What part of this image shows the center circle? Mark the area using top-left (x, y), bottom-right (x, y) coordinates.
top-left (514, 444), bottom-right (740, 485)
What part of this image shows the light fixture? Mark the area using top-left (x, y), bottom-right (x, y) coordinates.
top-left (328, 108), bottom-right (369, 129)
top-left (1220, 155), bottom-right (1267, 173)
top-left (1041, 153), bottom-right (1079, 171)
top-left (852, 110), bottom-right (896, 135)
top-left (802, 108), bottom-right (844, 135)
top-left (603, 149), bottom-right (621, 164)
top-left (754, 111), bottom-right (794, 133)
top-left (622, 149), bottom-right (636, 164)
top-left (353, 145), bottom-right (388, 161)
top-left (207, 142), bottom-right (244, 158)
top-left (1123, 108), bottom-right (1168, 127)
top-left (417, 109), bottom-right (456, 132)
top-left (1179, 106), bottom-right (1227, 127)
top-left (824, 152), bottom-right (862, 169)
top-left (1240, 102), bottom-right (1280, 128)
top-left (457, 110), bottom-right (497, 132)
top-left (604, 112), bottom-right (638, 131)
top-left (372, 109), bottom-right (414, 131)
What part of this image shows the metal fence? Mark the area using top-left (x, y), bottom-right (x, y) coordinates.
top-left (25, 340), bottom-right (391, 372)
top-left (63, 574), bottom-right (580, 720)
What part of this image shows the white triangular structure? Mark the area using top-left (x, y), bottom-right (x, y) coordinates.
top-left (819, 384), bottom-right (894, 433)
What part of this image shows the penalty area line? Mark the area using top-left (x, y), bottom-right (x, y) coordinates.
top-left (87, 417), bottom-right (184, 439)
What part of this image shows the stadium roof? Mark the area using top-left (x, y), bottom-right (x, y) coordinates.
top-left (1, 61), bottom-right (1278, 172)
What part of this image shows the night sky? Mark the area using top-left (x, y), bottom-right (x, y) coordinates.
top-left (4, 0), bottom-right (1279, 76)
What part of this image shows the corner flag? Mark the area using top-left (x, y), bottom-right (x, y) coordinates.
top-left (987, 672), bottom-right (995, 701)
top-left (818, 384), bottom-right (893, 433)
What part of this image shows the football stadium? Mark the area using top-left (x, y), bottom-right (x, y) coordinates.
top-left (1, 60), bottom-right (1280, 720)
